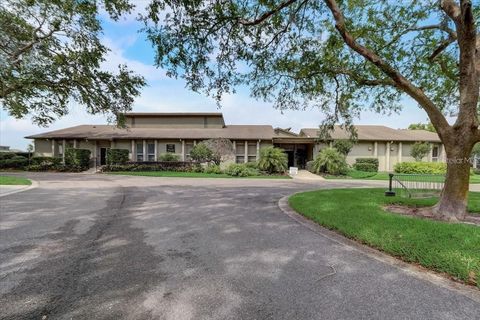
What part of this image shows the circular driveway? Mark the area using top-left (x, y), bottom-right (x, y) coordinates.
top-left (0, 173), bottom-right (479, 319)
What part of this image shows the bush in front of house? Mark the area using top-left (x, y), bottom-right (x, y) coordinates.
top-left (311, 147), bottom-right (348, 175)
top-left (225, 163), bottom-right (260, 177)
top-left (306, 160), bottom-right (315, 173)
top-left (0, 152), bottom-right (16, 160)
top-left (333, 139), bottom-right (354, 156)
top-left (189, 143), bottom-right (214, 163)
top-left (106, 149), bottom-right (129, 165)
top-left (203, 164), bottom-right (223, 174)
top-left (101, 161), bottom-right (194, 172)
top-left (0, 155), bottom-right (29, 169)
top-left (394, 161), bottom-right (446, 174)
top-left (158, 153), bottom-right (180, 162)
top-left (410, 142), bottom-right (431, 161)
top-left (65, 148), bottom-right (91, 169)
top-left (257, 146), bottom-right (288, 173)
top-left (353, 158), bottom-right (379, 172)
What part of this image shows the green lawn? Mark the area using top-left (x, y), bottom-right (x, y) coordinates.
top-left (107, 171), bottom-right (291, 179)
top-left (325, 170), bottom-right (480, 184)
top-left (0, 176), bottom-right (31, 185)
top-left (289, 188), bottom-right (480, 287)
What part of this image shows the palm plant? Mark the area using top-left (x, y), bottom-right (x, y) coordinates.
top-left (312, 148), bottom-right (348, 175)
top-left (257, 147), bottom-right (288, 173)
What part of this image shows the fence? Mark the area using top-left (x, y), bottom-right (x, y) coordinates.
top-left (385, 173), bottom-right (445, 198)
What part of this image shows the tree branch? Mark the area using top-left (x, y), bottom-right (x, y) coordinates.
top-left (238, 0), bottom-right (299, 26)
top-left (322, 0), bottom-right (451, 138)
top-left (440, 0), bottom-right (462, 24)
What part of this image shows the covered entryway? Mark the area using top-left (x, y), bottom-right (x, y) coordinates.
top-left (274, 142), bottom-right (314, 169)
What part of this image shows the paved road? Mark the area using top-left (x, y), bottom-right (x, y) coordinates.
top-left (0, 173), bottom-right (479, 319)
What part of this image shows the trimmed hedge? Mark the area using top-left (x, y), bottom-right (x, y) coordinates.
top-left (0, 155), bottom-right (28, 169)
top-left (31, 156), bottom-right (62, 166)
top-left (394, 161), bottom-right (446, 174)
top-left (225, 163), bottom-right (260, 177)
top-left (106, 149), bottom-right (129, 165)
top-left (65, 148), bottom-right (91, 169)
top-left (0, 152), bottom-right (16, 160)
top-left (102, 161), bottom-right (194, 172)
top-left (353, 158), bottom-right (379, 172)
top-left (158, 153), bottom-right (180, 162)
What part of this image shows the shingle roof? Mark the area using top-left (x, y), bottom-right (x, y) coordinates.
top-left (124, 112), bottom-right (223, 117)
top-left (25, 125), bottom-right (275, 140)
top-left (300, 125), bottom-right (441, 142)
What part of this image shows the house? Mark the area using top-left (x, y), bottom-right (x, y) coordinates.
top-left (26, 112), bottom-right (444, 171)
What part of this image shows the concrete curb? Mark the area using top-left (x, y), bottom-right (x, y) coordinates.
top-left (277, 194), bottom-right (480, 304)
top-left (0, 179), bottom-right (39, 198)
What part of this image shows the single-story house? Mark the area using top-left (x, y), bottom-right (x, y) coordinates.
top-left (26, 112), bottom-right (443, 171)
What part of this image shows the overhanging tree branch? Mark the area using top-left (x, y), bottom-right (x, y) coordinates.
top-left (238, 0), bottom-right (299, 26)
top-left (323, 0), bottom-right (451, 138)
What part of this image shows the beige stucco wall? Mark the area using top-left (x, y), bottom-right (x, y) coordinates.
top-left (34, 139), bottom-right (53, 156)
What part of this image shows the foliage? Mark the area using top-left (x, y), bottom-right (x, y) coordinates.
top-left (333, 140), bottom-right (354, 156)
top-left (202, 138), bottom-right (234, 165)
top-left (0, 0), bottom-right (145, 126)
top-left (158, 153), bottom-right (180, 162)
top-left (257, 147), bottom-right (288, 173)
top-left (31, 156), bottom-right (62, 166)
top-left (305, 160), bottom-right (315, 173)
top-left (311, 148), bottom-right (348, 175)
top-left (224, 163), bottom-right (260, 177)
top-left (102, 161), bottom-right (194, 172)
top-left (408, 123), bottom-right (436, 132)
top-left (394, 162), bottom-right (447, 174)
top-left (0, 152), bottom-right (16, 160)
top-left (189, 143), bottom-right (214, 163)
top-left (346, 169), bottom-right (377, 179)
top-left (410, 142), bottom-right (431, 161)
top-left (289, 189), bottom-right (480, 288)
top-left (66, 148), bottom-right (91, 169)
top-left (106, 149), bottom-right (129, 165)
top-left (353, 158), bottom-right (379, 172)
top-left (0, 155), bottom-right (28, 169)
top-left (203, 164), bottom-right (222, 174)
top-left (472, 143), bottom-right (480, 157)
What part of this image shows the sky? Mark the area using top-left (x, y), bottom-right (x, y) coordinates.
top-left (0, 3), bottom-right (435, 151)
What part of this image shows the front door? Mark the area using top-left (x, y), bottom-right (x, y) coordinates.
top-left (100, 148), bottom-right (108, 165)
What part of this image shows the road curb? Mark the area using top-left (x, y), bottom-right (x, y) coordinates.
top-left (277, 194), bottom-right (480, 303)
top-left (0, 179), bottom-right (39, 198)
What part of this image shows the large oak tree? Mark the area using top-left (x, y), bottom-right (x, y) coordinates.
top-left (0, 0), bottom-right (146, 126)
top-left (143, 0), bottom-right (479, 220)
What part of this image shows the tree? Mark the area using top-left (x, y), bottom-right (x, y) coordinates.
top-left (408, 123), bottom-right (437, 133)
top-left (189, 143), bottom-right (214, 163)
top-left (143, 1), bottom-right (479, 221)
top-left (202, 138), bottom-right (234, 165)
top-left (0, 0), bottom-right (146, 126)
top-left (257, 146), bottom-right (288, 173)
top-left (26, 143), bottom-right (33, 165)
top-left (410, 142), bottom-right (432, 161)
top-left (333, 140), bottom-right (354, 156)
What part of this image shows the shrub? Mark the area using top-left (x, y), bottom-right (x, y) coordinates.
top-left (306, 160), bottom-right (315, 173)
top-left (65, 148), bottom-right (91, 169)
top-left (333, 139), bottom-right (354, 156)
top-left (189, 143), bottom-right (214, 163)
top-left (31, 156), bottom-right (62, 166)
top-left (106, 149), bottom-right (129, 165)
top-left (245, 162), bottom-right (258, 169)
top-left (158, 153), bottom-right (180, 162)
top-left (0, 155), bottom-right (28, 169)
top-left (410, 142), bottom-right (431, 161)
top-left (203, 164), bottom-right (222, 174)
top-left (101, 161), bottom-right (193, 172)
top-left (394, 162), bottom-right (446, 174)
top-left (353, 158), bottom-right (379, 172)
top-left (202, 138), bottom-right (235, 165)
top-left (257, 146), bottom-right (288, 173)
top-left (312, 148), bottom-right (348, 175)
top-left (0, 152), bottom-right (16, 160)
top-left (225, 163), bottom-right (259, 177)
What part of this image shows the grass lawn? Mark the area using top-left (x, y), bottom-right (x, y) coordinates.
top-left (289, 188), bottom-right (480, 287)
top-left (0, 176), bottom-right (31, 185)
top-left (107, 171), bottom-right (291, 179)
top-left (325, 170), bottom-right (480, 184)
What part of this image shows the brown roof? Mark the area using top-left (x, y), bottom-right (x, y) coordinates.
top-left (124, 112), bottom-right (223, 117)
top-left (300, 125), bottom-right (441, 142)
top-left (26, 125), bottom-right (275, 140)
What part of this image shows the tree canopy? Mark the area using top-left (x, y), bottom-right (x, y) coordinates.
top-left (0, 0), bottom-right (146, 126)
top-left (408, 123), bottom-right (437, 132)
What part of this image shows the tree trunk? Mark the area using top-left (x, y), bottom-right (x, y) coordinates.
top-left (433, 145), bottom-right (472, 221)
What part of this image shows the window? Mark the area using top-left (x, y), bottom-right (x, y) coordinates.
top-left (166, 144), bottom-right (175, 153)
top-left (58, 144), bottom-right (63, 157)
top-left (136, 143), bottom-right (143, 162)
top-left (236, 156), bottom-right (245, 163)
top-left (432, 146), bottom-right (439, 162)
top-left (147, 143), bottom-right (155, 161)
top-left (248, 156), bottom-right (257, 162)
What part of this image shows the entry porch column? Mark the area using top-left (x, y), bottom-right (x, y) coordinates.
top-left (130, 140), bottom-right (135, 161)
top-left (385, 142), bottom-right (390, 171)
top-left (398, 142), bottom-right (403, 163)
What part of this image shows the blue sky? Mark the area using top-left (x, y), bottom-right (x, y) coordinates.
top-left (0, 5), bottom-right (435, 150)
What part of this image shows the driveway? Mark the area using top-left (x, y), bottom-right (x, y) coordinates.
top-left (0, 173), bottom-right (478, 319)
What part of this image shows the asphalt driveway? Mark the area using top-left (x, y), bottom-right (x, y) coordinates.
top-left (0, 173), bottom-right (479, 319)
